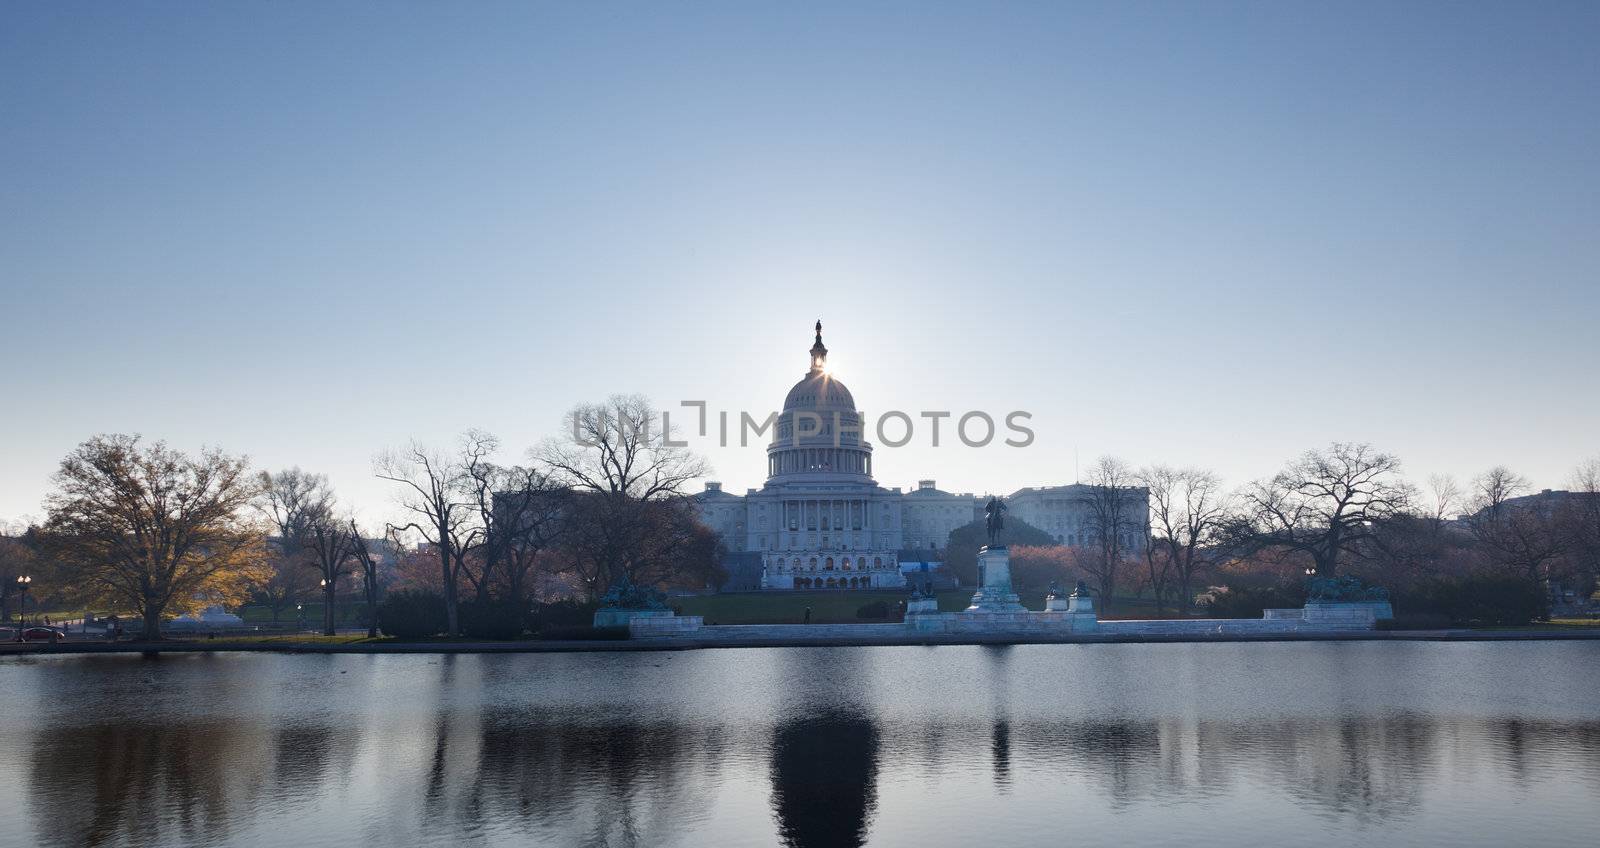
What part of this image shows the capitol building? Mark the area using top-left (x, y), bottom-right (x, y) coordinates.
top-left (693, 323), bottom-right (1149, 591)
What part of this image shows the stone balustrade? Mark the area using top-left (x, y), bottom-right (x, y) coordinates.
top-left (624, 554), bottom-right (1391, 642)
top-left (628, 615), bottom-right (706, 637)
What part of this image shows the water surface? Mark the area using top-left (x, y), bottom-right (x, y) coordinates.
top-left (1, 642), bottom-right (1597, 847)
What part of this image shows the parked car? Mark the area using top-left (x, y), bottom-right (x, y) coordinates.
top-left (21, 627), bottom-right (65, 643)
top-left (0, 627), bottom-right (15, 641)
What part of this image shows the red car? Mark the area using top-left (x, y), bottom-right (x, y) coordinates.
top-left (21, 627), bottom-right (65, 643)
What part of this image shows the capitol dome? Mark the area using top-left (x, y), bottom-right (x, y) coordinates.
top-left (765, 321), bottom-right (873, 481)
top-left (781, 318), bottom-right (855, 411)
top-left (782, 369), bottom-right (855, 412)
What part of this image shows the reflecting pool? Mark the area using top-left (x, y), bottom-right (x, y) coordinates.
top-left (1, 641), bottom-right (1597, 847)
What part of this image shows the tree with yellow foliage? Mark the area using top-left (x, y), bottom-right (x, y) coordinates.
top-left (43, 434), bottom-right (269, 639)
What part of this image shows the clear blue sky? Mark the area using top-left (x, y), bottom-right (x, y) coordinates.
top-left (3, 1), bottom-right (1597, 524)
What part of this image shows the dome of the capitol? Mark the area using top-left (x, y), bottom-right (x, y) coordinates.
top-left (782, 319), bottom-right (856, 411)
top-left (780, 316), bottom-right (857, 409)
top-left (782, 372), bottom-right (855, 412)
top-left (765, 320), bottom-right (873, 482)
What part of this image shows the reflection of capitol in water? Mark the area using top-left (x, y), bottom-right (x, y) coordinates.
top-left (11, 649), bottom-right (1600, 848)
top-left (770, 712), bottom-right (880, 848)
top-left (29, 710), bottom-right (1600, 847)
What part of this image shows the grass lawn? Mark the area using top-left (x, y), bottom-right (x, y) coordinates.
top-left (1431, 618), bottom-right (1600, 632)
top-left (161, 633), bottom-right (542, 645)
top-left (1490, 618), bottom-right (1600, 631)
top-left (237, 603), bottom-right (367, 625)
top-left (195, 633), bottom-right (386, 645)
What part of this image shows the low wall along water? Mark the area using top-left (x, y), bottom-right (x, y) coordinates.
top-left (617, 549), bottom-right (1394, 643)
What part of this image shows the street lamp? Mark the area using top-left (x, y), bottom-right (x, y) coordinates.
top-left (320, 578), bottom-right (333, 635)
top-left (14, 575), bottom-right (31, 641)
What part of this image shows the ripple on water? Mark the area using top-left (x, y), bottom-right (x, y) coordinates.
top-left (1, 641), bottom-right (1598, 848)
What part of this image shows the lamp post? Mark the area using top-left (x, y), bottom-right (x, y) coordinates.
top-left (320, 577), bottom-right (334, 636)
top-left (296, 603), bottom-right (305, 632)
top-left (14, 575), bottom-right (31, 640)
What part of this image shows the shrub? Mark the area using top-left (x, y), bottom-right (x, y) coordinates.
top-left (1392, 575), bottom-right (1549, 627)
top-left (1205, 581), bottom-right (1306, 619)
top-left (855, 600), bottom-right (891, 620)
top-left (377, 590), bottom-right (448, 639)
top-left (529, 599), bottom-right (599, 632)
top-left (458, 600), bottom-right (529, 640)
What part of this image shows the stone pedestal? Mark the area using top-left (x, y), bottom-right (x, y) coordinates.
top-left (169, 606), bottom-right (246, 632)
top-left (966, 546), bottom-right (1025, 612)
top-left (593, 607), bottom-right (673, 629)
top-left (1044, 594), bottom-right (1070, 612)
top-left (1068, 593), bottom-right (1094, 614)
top-left (906, 596), bottom-right (940, 615)
top-left (628, 614), bottom-right (704, 637)
top-left (1301, 600), bottom-right (1393, 628)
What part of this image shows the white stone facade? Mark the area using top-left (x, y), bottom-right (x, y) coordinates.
top-left (1007, 484), bottom-right (1150, 552)
top-left (900, 480), bottom-right (982, 549)
top-left (689, 323), bottom-right (1152, 590)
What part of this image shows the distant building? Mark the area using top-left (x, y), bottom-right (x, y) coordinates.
top-left (900, 480), bottom-right (982, 549)
top-left (1008, 484), bottom-right (1149, 552)
top-left (1465, 488), bottom-right (1600, 520)
top-left (691, 322), bottom-right (1151, 591)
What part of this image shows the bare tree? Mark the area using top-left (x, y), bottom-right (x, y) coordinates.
top-left (375, 433), bottom-right (493, 636)
top-left (302, 507), bottom-right (355, 635)
top-left (1574, 459), bottom-right (1600, 495)
top-left (1081, 456), bottom-right (1140, 612)
top-left (42, 435), bottom-right (269, 640)
top-left (463, 461), bottom-right (567, 603)
top-left (1228, 442), bottom-right (1411, 579)
top-left (346, 521), bottom-right (389, 638)
top-left (1471, 466), bottom-right (1528, 515)
top-left (1569, 459), bottom-right (1600, 593)
top-left (1425, 474), bottom-right (1462, 530)
top-left (1139, 465), bottom-right (1229, 615)
top-left (1467, 466), bottom-right (1569, 581)
top-left (1367, 472), bottom-right (1465, 582)
top-left (535, 395), bottom-right (711, 598)
top-left (539, 395), bottom-right (708, 500)
top-left (257, 468), bottom-right (332, 623)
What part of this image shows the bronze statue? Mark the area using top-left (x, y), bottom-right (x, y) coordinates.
top-left (984, 496), bottom-right (1007, 546)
